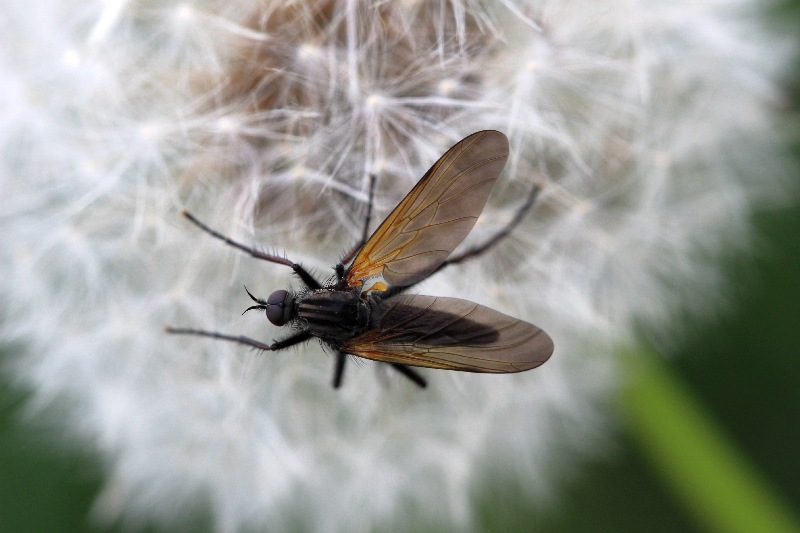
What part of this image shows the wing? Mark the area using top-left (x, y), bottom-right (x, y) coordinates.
top-left (339, 294), bottom-right (553, 373)
top-left (345, 130), bottom-right (509, 288)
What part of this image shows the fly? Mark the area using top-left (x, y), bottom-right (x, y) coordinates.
top-left (167, 130), bottom-right (554, 388)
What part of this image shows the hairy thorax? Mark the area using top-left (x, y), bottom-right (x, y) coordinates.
top-left (296, 289), bottom-right (371, 341)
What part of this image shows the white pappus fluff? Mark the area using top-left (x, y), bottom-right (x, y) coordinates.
top-left (0, 1), bottom-right (793, 532)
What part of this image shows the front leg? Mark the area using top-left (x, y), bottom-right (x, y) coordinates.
top-left (181, 210), bottom-right (324, 290)
top-left (166, 327), bottom-right (312, 352)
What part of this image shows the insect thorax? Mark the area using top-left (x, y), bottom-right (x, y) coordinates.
top-left (296, 289), bottom-right (370, 341)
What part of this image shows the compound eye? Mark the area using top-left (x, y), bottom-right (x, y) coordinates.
top-left (265, 290), bottom-right (289, 326)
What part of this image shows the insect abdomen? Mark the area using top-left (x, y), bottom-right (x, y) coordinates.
top-left (297, 290), bottom-right (369, 340)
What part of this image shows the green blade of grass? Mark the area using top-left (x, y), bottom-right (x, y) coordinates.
top-left (620, 347), bottom-right (800, 533)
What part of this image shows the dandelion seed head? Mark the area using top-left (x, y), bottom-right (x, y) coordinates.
top-left (1, 0), bottom-right (794, 531)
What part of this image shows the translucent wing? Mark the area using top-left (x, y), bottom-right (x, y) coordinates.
top-left (345, 130), bottom-right (509, 288)
top-left (340, 295), bottom-right (553, 373)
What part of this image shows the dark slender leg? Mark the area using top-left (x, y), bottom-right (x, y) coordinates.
top-left (360, 174), bottom-right (377, 245)
top-left (381, 182), bottom-right (542, 299)
top-left (339, 174), bottom-right (377, 267)
top-left (332, 352), bottom-right (347, 388)
top-left (390, 364), bottom-right (427, 388)
top-left (381, 182), bottom-right (541, 300)
top-left (166, 327), bottom-right (312, 352)
top-left (334, 355), bottom-right (426, 389)
top-left (437, 183), bottom-right (541, 271)
top-left (270, 331), bottom-right (314, 350)
top-left (182, 210), bottom-right (322, 290)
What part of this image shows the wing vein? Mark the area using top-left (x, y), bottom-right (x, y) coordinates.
top-left (344, 131), bottom-right (509, 288)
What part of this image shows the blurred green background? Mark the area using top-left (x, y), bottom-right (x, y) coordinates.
top-left (2, 8), bottom-right (799, 533)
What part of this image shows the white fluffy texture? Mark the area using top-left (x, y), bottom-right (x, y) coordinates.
top-left (0, 1), bottom-right (791, 532)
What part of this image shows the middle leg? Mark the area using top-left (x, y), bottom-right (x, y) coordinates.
top-left (436, 182), bottom-right (541, 272)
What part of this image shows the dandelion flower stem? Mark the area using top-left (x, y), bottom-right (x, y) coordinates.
top-left (620, 347), bottom-right (800, 533)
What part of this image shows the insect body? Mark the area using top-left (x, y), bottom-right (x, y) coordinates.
top-left (267, 288), bottom-right (369, 340)
top-left (168, 131), bottom-right (553, 388)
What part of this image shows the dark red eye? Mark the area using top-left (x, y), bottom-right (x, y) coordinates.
top-left (266, 290), bottom-right (289, 326)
